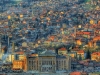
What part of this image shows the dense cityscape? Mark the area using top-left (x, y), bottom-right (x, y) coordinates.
top-left (0, 0), bottom-right (100, 75)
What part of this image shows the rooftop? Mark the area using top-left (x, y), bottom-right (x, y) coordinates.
top-left (39, 50), bottom-right (56, 56)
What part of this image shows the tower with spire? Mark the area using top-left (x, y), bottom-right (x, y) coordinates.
top-left (12, 42), bottom-right (15, 53)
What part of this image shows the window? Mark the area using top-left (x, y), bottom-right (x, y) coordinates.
top-left (42, 61), bottom-right (45, 65)
top-left (64, 60), bottom-right (66, 65)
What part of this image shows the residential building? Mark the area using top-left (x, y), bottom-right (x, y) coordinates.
top-left (12, 54), bottom-right (27, 72)
top-left (77, 50), bottom-right (85, 60)
top-left (76, 40), bottom-right (82, 45)
top-left (91, 52), bottom-right (100, 62)
top-left (67, 52), bottom-right (77, 58)
top-left (8, 51), bottom-right (25, 62)
top-left (58, 47), bottom-right (67, 55)
top-left (12, 60), bottom-right (24, 70)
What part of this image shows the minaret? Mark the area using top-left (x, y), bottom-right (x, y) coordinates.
top-left (0, 37), bottom-right (2, 60)
top-left (0, 35), bottom-right (2, 53)
top-left (7, 33), bottom-right (10, 48)
top-left (0, 40), bottom-right (2, 53)
top-left (12, 42), bottom-right (15, 53)
top-left (7, 34), bottom-right (10, 48)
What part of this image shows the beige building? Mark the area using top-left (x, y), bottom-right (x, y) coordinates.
top-left (27, 50), bottom-right (71, 73)
top-left (58, 47), bottom-right (67, 55)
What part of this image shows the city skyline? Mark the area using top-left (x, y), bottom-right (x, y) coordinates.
top-left (0, 0), bottom-right (100, 75)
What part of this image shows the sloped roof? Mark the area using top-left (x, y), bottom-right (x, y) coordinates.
top-left (59, 47), bottom-right (66, 51)
top-left (39, 50), bottom-right (56, 56)
top-left (70, 71), bottom-right (81, 75)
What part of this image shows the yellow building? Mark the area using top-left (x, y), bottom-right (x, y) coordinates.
top-left (12, 60), bottom-right (24, 70)
top-left (91, 52), bottom-right (100, 62)
top-left (77, 50), bottom-right (85, 59)
top-left (8, 51), bottom-right (25, 62)
top-left (76, 40), bottom-right (82, 45)
top-left (58, 47), bottom-right (67, 55)
top-left (88, 41), bottom-right (93, 48)
top-left (12, 55), bottom-right (27, 72)
top-left (8, 54), bottom-right (15, 62)
top-left (8, 15), bottom-right (11, 19)
top-left (67, 52), bottom-right (77, 58)
top-left (90, 20), bottom-right (94, 25)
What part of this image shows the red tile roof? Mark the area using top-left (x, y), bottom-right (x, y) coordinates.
top-left (77, 50), bottom-right (84, 54)
top-left (59, 47), bottom-right (66, 51)
top-left (16, 51), bottom-right (24, 55)
top-left (92, 52), bottom-right (100, 56)
top-left (49, 36), bottom-right (55, 41)
top-left (70, 72), bottom-right (81, 75)
top-left (76, 31), bottom-right (90, 35)
top-left (93, 36), bottom-right (100, 41)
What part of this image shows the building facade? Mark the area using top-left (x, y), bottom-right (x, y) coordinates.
top-left (27, 50), bottom-right (71, 73)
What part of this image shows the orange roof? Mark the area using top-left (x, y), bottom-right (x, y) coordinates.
top-left (72, 47), bottom-right (79, 51)
top-left (49, 36), bottom-right (55, 41)
top-left (93, 36), bottom-right (100, 41)
top-left (4, 26), bottom-right (9, 28)
top-left (16, 51), bottom-right (24, 54)
top-left (70, 72), bottom-right (81, 75)
top-left (71, 33), bottom-right (75, 37)
top-left (83, 32), bottom-right (90, 35)
top-left (46, 17), bottom-right (50, 21)
top-left (76, 31), bottom-right (90, 35)
top-left (92, 52), bottom-right (100, 56)
top-left (59, 47), bottom-right (66, 51)
top-left (77, 50), bottom-right (84, 54)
